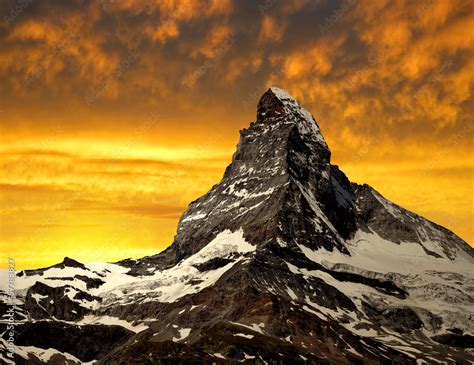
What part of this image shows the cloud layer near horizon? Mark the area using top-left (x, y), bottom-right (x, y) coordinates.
top-left (1, 0), bottom-right (473, 268)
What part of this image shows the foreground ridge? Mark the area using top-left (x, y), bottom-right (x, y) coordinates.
top-left (2, 88), bottom-right (473, 364)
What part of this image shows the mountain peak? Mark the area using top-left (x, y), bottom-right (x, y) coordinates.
top-left (268, 86), bottom-right (299, 105)
top-left (152, 88), bottom-right (342, 264)
top-left (257, 87), bottom-right (297, 119)
top-left (61, 257), bottom-right (85, 268)
top-left (256, 87), bottom-right (328, 150)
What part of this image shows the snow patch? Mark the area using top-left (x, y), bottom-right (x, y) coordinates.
top-left (234, 333), bottom-right (254, 339)
top-left (13, 343), bottom-right (82, 364)
top-left (187, 228), bottom-right (255, 265)
top-left (173, 328), bottom-right (191, 341)
top-left (94, 228), bottom-right (255, 305)
top-left (181, 212), bottom-right (207, 223)
top-left (31, 293), bottom-right (48, 303)
top-left (230, 321), bottom-right (265, 334)
top-left (78, 315), bottom-right (149, 333)
top-left (287, 287), bottom-right (298, 300)
top-left (299, 230), bottom-right (473, 276)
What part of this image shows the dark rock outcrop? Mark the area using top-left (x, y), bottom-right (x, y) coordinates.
top-left (3, 321), bottom-right (134, 362)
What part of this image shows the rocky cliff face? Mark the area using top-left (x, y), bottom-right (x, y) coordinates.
top-left (1, 87), bottom-right (473, 364)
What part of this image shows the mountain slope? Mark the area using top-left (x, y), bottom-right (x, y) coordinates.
top-left (1, 87), bottom-right (473, 364)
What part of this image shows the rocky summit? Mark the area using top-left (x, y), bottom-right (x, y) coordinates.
top-left (1, 87), bottom-right (473, 364)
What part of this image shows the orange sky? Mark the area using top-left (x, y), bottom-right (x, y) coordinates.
top-left (1, 0), bottom-right (473, 269)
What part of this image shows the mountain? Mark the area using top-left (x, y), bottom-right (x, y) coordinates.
top-left (1, 87), bottom-right (473, 364)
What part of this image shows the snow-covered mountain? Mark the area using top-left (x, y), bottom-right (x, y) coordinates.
top-left (1, 87), bottom-right (473, 364)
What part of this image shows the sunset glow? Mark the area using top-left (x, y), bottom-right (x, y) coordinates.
top-left (1, 0), bottom-right (473, 269)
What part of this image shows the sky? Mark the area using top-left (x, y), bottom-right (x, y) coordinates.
top-left (0, 0), bottom-right (473, 269)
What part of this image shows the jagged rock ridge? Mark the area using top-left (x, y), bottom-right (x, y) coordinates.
top-left (1, 87), bottom-right (473, 364)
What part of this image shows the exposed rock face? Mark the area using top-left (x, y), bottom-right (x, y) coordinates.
top-left (173, 88), bottom-right (354, 259)
top-left (353, 184), bottom-right (471, 259)
top-left (2, 321), bottom-right (133, 362)
top-left (432, 333), bottom-right (474, 349)
top-left (25, 282), bottom-right (99, 321)
top-left (22, 257), bottom-right (88, 277)
top-left (1, 87), bottom-right (473, 364)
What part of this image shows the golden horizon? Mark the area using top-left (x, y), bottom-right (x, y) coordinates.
top-left (1, 0), bottom-right (473, 269)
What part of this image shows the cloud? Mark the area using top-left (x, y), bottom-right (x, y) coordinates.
top-left (0, 182), bottom-right (74, 193)
top-left (259, 16), bottom-right (285, 42)
top-left (0, 0), bottom-right (472, 268)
